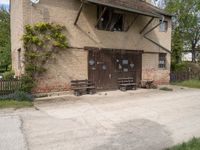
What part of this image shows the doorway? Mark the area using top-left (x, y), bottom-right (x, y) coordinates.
top-left (88, 49), bottom-right (142, 90)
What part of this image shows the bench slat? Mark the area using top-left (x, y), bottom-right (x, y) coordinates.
top-left (72, 86), bottom-right (95, 90)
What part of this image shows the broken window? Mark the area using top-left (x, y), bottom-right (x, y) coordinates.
top-left (97, 6), bottom-right (124, 32)
top-left (159, 53), bottom-right (166, 68)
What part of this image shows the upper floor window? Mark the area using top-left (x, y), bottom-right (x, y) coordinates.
top-left (159, 21), bottom-right (168, 32)
top-left (159, 53), bottom-right (166, 68)
top-left (97, 6), bottom-right (124, 32)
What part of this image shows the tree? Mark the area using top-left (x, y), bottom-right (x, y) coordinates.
top-left (165, 0), bottom-right (200, 63)
top-left (152, 0), bottom-right (166, 9)
top-left (0, 7), bottom-right (11, 72)
top-left (171, 27), bottom-right (183, 64)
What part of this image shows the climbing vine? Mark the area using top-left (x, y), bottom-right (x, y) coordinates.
top-left (21, 22), bottom-right (68, 92)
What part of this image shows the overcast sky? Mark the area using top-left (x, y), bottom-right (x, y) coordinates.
top-left (0, 0), bottom-right (9, 5)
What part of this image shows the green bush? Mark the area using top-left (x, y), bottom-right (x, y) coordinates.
top-left (171, 63), bottom-right (187, 72)
top-left (2, 71), bottom-right (14, 80)
top-left (20, 75), bottom-right (35, 93)
top-left (171, 62), bottom-right (200, 72)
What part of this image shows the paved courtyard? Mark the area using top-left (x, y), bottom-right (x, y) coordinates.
top-left (1, 86), bottom-right (200, 150)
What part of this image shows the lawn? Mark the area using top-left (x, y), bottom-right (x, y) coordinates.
top-left (0, 100), bottom-right (33, 109)
top-left (172, 79), bottom-right (200, 89)
top-left (166, 137), bottom-right (200, 150)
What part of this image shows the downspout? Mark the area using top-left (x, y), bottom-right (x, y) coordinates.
top-left (142, 15), bottom-right (172, 54)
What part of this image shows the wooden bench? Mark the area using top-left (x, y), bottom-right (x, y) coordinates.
top-left (118, 77), bottom-right (137, 91)
top-left (71, 80), bottom-right (96, 96)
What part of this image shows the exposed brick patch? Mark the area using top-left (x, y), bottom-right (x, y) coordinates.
top-left (32, 83), bottom-right (71, 93)
top-left (142, 69), bottom-right (170, 85)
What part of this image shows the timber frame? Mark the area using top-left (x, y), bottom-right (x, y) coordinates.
top-left (74, 0), bottom-right (172, 54)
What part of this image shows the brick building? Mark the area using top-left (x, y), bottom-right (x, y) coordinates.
top-left (10, 0), bottom-right (172, 93)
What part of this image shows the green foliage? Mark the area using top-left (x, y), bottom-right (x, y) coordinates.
top-left (171, 27), bottom-right (183, 66)
top-left (22, 22), bottom-right (68, 92)
top-left (165, 0), bottom-right (200, 62)
top-left (0, 7), bottom-right (11, 72)
top-left (2, 71), bottom-right (15, 80)
top-left (0, 91), bottom-right (33, 101)
top-left (172, 62), bottom-right (200, 72)
top-left (165, 137), bottom-right (200, 150)
top-left (172, 80), bottom-right (200, 89)
top-left (171, 62), bottom-right (187, 72)
top-left (20, 75), bottom-right (35, 93)
top-left (0, 100), bottom-right (33, 109)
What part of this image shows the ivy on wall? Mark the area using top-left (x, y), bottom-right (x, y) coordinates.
top-left (21, 22), bottom-right (68, 92)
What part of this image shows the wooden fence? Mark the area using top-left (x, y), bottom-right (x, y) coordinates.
top-left (170, 71), bottom-right (200, 82)
top-left (0, 79), bottom-right (21, 96)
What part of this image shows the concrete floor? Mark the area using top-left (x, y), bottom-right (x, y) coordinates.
top-left (1, 86), bottom-right (200, 150)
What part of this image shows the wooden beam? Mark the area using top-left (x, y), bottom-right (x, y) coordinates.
top-left (140, 17), bottom-right (154, 34)
top-left (125, 14), bottom-right (139, 31)
top-left (74, 2), bottom-right (84, 25)
top-left (95, 7), bottom-right (107, 27)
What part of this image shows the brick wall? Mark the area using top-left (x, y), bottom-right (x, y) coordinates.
top-left (32, 48), bottom-right (88, 93)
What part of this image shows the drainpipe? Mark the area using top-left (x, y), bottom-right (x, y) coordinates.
top-left (142, 15), bottom-right (172, 54)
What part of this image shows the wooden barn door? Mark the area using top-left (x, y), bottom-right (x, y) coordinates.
top-left (88, 50), bottom-right (116, 90)
top-left (88, 49), bottom-right (142, 90)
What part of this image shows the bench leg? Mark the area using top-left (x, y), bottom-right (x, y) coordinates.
top-left (120, 87), bottom-right (127, 92)
top-left (89, 89), bottom-right (95, 95)
top-left (86, 89), bottom-right (96, 95)
top-left (74, 90), bottom-right (81, 96)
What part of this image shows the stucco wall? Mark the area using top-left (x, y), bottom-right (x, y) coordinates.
top-left (142, 53), bottom-right (171, 84)
top-left (11, 0), bottom-right (172, 93)
top-left (10, 0), bottom-right (24, 76)
top-left (21, 0), bottom-right (171, 51)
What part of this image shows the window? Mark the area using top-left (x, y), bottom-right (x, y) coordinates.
top-left (159, 53), bottom-right (166, 68)
top-left (159, 21), bottom-right (168, 32)
top-left (97, 6), bottom-right (124, 32)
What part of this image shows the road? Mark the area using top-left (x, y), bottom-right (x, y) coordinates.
top-left (1, 86), bottom-right (200, 150)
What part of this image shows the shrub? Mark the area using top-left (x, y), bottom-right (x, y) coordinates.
top-left (20, 75), bottom-right (35, 93)
top-left (0, 91), bottom-right (33, 101)
top-left (172, 62), bottom-right (200, 72)
top-left (2, 71), bottom-right (15, 80)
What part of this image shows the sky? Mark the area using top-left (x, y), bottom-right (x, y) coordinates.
top-left (0, 0), bottom-right (9, 5)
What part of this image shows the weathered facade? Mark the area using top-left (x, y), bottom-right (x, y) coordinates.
top-left (11, 0), bottom-right (172, 93)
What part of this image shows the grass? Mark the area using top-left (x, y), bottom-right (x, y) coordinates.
top-left (172, 79), bottom-right (200, 89)
top-left (0, 100), bottom-right (33, 109)
top-left (159, 87), bottom-right (173, 91)
top-left (166, 137), bottom-right (200, 150)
